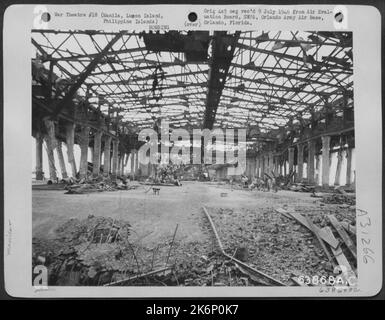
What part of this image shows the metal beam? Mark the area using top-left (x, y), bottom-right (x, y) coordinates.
top-left (51, 32), bottom-right (124, 117)
top-left (42, 47), bottom-right (146, 62)
top-left (203, 31), bottom-right (240, 129)
top-left (97, 82), bottom-right (207, 96)
top-left (236, 43), bottom-right (352, 73)
top-left (86, 70), bottom-right (208, 86)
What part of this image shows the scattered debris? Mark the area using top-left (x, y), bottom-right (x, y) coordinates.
top-left (202, 206), bottom-right (286, 286)
top-left (64, 176), bottom-right (141, 194)
top-left (320, 193), bottom-right (356, 205)
top-left (276, 207), bottom-right (357, 285)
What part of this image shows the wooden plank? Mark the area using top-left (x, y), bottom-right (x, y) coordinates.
top-left (275, 208), bottom-right (296, 219)
top-left (340, 221), bottom-right (356, 235)
top-left (304, 213), bottom-right (335, 265)
top-left (323, 227), bottom-right (357, 282)
top-left (276, 208), bottom-right (339, 249)
top-left (328, 215), bottom-right (357, 259)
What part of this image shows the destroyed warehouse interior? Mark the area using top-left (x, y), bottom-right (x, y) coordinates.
top-left (31, 30), bottom-right (356, 287)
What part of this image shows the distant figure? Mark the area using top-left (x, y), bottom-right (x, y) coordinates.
top-left (241, 174), bottom-right (249, 188)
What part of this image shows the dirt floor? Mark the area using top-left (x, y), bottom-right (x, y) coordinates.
top-left (32, 181), bottom-right (356, 286)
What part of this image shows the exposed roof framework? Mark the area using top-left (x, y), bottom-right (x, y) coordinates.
top-left (31, 30), bottom-right (353, 134)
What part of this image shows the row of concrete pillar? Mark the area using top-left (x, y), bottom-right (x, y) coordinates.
top-left (34, 120), bottom-right (140, 181)
top-left (255, 135), bottom-right (353, 187)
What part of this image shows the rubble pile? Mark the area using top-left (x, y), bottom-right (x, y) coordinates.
top-left (33, 212), bottom-right (272, 286)
top-left (32, 215), bottom-right (135, 285)
top-left (287, 183), bottom-right (315, 192)
top-left (64, 176), bottom-right (140, 194)
top-left (320, 193), bottom-right (356, 205)
top-left (145, 163), bottom-right (183, 186)
top-left (203, 207), bottom-right (337, 285)
top-left (111, 252), bottom-right (267, 286)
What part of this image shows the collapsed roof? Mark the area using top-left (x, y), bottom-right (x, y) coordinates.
top-left (32, 30), bottom-right (353, 137)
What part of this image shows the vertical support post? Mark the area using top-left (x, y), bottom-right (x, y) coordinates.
top-left (135, 150), bottom-right (139, 175)
top-left (89, 147), bottom-right (94, 164)
top-left (35, 132), bottom-right (44, 180)
top-left (296, 144), bottom-right (304, 182)
top-left (273, 156), bottom-right (278, 176)
top-left (334, 149), bottom-right (343, 186)
top-left (130, 150), bottom-right (135, 180)
top-left (321, 135), bottom-right (331, 187)
top-left (280, 158), bottom-right (284, 176)
top-left (307, 140), bottom-right (316, 184)
top-left (117, 155), bottom-right (123, 176)
top-left (103, 136), bottom-right (112, 176)
top-left (288, 147), bottom-right (295, 174)
top-left (43, 119), bottom-right (58, 182)
top-left (262, 154), bottom-right (267, 176)
top-left (121, 153), bottom-right (126, 176)
top-left (346, 148), bottom-right (352, 186)
top-left (56, 141), bottom-right (68, 179)
top-left (92, 131), bottom-right (102, 177)
top-left (111, 139), bottom-right (119, 179)
top-left (267, 152), bottom-right (274, 176)
top-left (255, 156), bottom-right (260, 178)
top-left (79, 126), bottom-right (90, 180)
top-left (65, 123), bottom-right (77, 178)
top-left (44, 135), bottom-right (57, 181)
top-left (315, 154), bottom-right (320, 185)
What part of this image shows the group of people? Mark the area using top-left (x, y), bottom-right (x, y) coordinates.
top-left (242, 174), bottom-right (279, 192)
top-left (153, 163), bottom-right (183, 186)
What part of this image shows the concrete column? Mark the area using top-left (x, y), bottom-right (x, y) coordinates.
top-left (315, 155), bottom-right (320, 185)
top-left (307, 140), bottom-right (316, 184)
top-left (124, 153), bottom-right (129, 176)
top-left (255, 157), bottom-right (260, 178)
top-left (56, 141), bottom-right (68, 179)
top-left (92, 131), bottom-right (103, 177)
top-left (111, 139), bottom-right (119, 178)
top-left (321, 135), bottom-right (331, 187)
top-left (43, 119), bottom-right (58, 182)
top-left (103, 136), bottom-right (112, 177)
top-left (44, 119), bottom-right (57, 149)
top-left (79, 126), bottom-right (90, 180)
top-left (262, 154), bottom-right (267, 176)
top-left (35, 133), bottom-right (44, 180)
top-left (334, 150), bottom-right (343, 186)
top-left (117, 155), bottom-right (123, 176)
top-left (278, 157), bottom-right (283, 176)
top-left (135, 149), bottom-right (139, 174)
top-left (89, 146), bottom-right (94, 164)
top-left (44, 136), bottom-right (57, 181)
top-left (346, 148), bottom-right (352, 186)
top-left (122, 154), bottom-right (126, 175)
top-left (65, 123), bottom-right (77, 178)
top-left (130, 150), bottom-right (135, 180)
top-left (288, 147), bottom-right (295, 174)
top-left (267, 152), bottom-right (274, 176)
top-left (274, 156), bottom-right (280, 176)
top-left (121, 154), bottom-right (126, 175)
top-left (296, 144), bottom-right (304, 182)
top-left (124, 152), bottom-right (129, 167)
top-left (99, 150), bottom-right (104, 173)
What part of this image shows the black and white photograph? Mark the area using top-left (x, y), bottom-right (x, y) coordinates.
top-left (2, 3), bottom-right (382, 298)
top-left (31, 29), bottom-right (357, 287)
